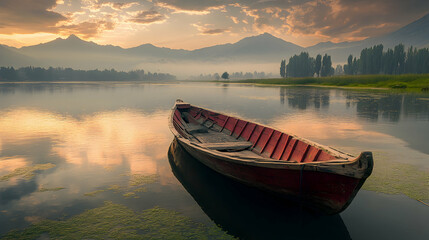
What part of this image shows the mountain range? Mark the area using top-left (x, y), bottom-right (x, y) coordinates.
top-left (1, 13), bottom-right (428, 78)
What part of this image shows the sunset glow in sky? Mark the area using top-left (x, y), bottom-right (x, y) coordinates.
top-left (0, 0), bottom-right (428, 49)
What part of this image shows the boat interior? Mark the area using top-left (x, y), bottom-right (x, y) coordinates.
top-left (173, 103), bottom-right (339, 163)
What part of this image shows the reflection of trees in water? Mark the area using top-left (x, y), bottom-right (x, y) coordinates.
top-left (402, 96), bottom-right (429, 120)
top-left (280, 87), bottom-right (429, 123)
top-left (0, 83), bottom-right (149, 96)
top-left (0, 84), bottom-right (15, 95)
top-left (0, 83), bottom-right (102, 95)
top-left (345, 93), bottom-right (429, 122)
top-left (280, 87), bottom-right (286, 105)
top-left (280, 87), bottom-right (330, 110)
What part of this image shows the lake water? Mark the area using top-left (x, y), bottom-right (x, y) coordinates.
top-left (0, 82), bottom-right (428, 239)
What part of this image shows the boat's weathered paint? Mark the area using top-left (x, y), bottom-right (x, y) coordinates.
top-left (169, 100), bottom-right (373, 214)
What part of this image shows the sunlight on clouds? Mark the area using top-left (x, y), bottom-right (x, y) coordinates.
top-left (156, 2), bottom-right (211, 16)
top-left (1, 0), bottom-right (428, 49)
top-left (129, 10), bottom-right (167, 25)
top-left (230, 16), bottom-right (239, 24)
top-left (155, 1), bottom-right (226, 15)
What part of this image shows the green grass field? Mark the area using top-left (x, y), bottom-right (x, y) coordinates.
top-left (229, 74), bottom-right (429, 92)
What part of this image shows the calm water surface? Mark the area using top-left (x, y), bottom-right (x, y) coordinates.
top-left (0, 82), bottom-right (428, 239)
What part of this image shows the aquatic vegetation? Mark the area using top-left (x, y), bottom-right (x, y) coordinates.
top-left (123, 192), bottom-right (138, 198)
top-left (108, 184), bottom-right (121, 191)
top-left (0, 163), bottom-right (56, 181)
top-left (84, 174), bottom-right (158, 198)
top-left (363, 153), bottom-right (429, 201)
top-left (2, 202), bottom-right (235, 239)
top-left (134, 187), bottom-right (147, 192)
top-left (38, 187), bottom-right (65, 192)
top-left (83, 189), bottom-right (107, 197)
top-left (128, 173), bottom-right (158, 186)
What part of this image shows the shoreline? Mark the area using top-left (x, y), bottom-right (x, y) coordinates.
top-left (210, 74), bottom-right (429, 93)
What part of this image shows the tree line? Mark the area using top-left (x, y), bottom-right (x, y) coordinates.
top-left (0, 67), bottom-right (176, 82)
top-left (344, 44), bottom-right (429, 75)
top-left (280, 53), bottom-right (333, 78)
top-left (281, 44), bottom-right (429, 77)
top-left (189, 71), bottom-right (272, 80)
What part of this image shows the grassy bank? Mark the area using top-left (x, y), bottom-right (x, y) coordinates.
top-left (230, 74), bottom-right (429, 91)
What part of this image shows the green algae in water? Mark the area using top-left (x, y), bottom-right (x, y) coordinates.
top-left (108, 184), bottom-right (122, 191)
top-left (128, 174), bottom-right (158, 186)
top-left (362, 153), bottom-right (429, 201)
top-left (2, 202), bottom-right (236, 240)
top-left (85, 174), bottom-right (158, 198)
top-left (83, 189), bottom-right (107, 197)
top-left (134, 187), bottom-right (147, 193)
top-left (0, 163), bottom-right (56, 181)
top-left (38, 187), bottom-right (65, 192)
top-left (123, 192), bottom-right (139, 198)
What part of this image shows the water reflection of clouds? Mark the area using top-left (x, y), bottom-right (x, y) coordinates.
top-left (0, 109), bottom-right (73, 142)
top-left (0, 157), bottom-right (28, 186)
top-left (270, 112), bottom-right (429, 167)
top-left (0, 157), bottom-right (27, 173)
top-left (0, 109), bottom-right (175, 184)
top-left (271, 113), bottom-right (390, 141)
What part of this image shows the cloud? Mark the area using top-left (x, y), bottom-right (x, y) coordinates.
top-left (192, 23), bottom-right (230, 35)
top-left (230, 16), bottom-right (239, 24)
top-left (0, 0), bottom-right (67, 34)
top-left (108, 2), bottom-right (138, 10)
top-left (202, 28), bottom-right (229, 35)
top-left (155, 0), bottom-right (308, 12)
top-left (286, 0), bottom-right (429, 41)
top-left (1, 0), bottom-right (429, 47)
top-left (155, 0), bottom-right (226, 12)
top-left (242, 7), bottom-right (289, 33)
top-left (129, 10), bottom-right (166, 24)
top-left (155, 0), bottom-right (429, 42)
top-left (58, 20), bottom-right (115, 38)
top-left (0, 0), bottom-right (133, 39)
top-left (83, 1), bottom-right (139, 11)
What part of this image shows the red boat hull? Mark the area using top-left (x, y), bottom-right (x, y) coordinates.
top-left (178, 138), bottom-right (365, 214)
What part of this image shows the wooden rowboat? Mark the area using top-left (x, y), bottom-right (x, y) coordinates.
top-left (169, 99), bottom-right (373, 214)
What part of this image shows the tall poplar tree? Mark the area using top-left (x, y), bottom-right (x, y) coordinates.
top-left (321, 54), bottom-right (333, 77)
top-left (315, 54), bottom-right (322, 77)
top-left (280, 59), bottom-right (286, 78)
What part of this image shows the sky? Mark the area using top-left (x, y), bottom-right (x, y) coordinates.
top-left (0, 0), bottom-right (428, 49)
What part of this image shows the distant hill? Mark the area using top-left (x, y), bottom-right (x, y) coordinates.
top-left (128, 43), bottom-right (189, 60)
top-left (0, 13), bottom-right (428, 77)
top-left (0, 45), bottom-right (33, 67)
top-left (306, 13), bottom-right (429, 62)
top-left (191, 33), bottom-right (303, 62)
top-left (16, 33), bottom-right (303, 65)
top-left (369, 13), bottom-right (429, 48)
top-left (18, 35), bottom-right (137, 70)
top-left (3, 33), bottom-right (305, 77)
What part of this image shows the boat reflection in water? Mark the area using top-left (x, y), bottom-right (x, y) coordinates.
top-left (168, 139), bottom-right (351, 240)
